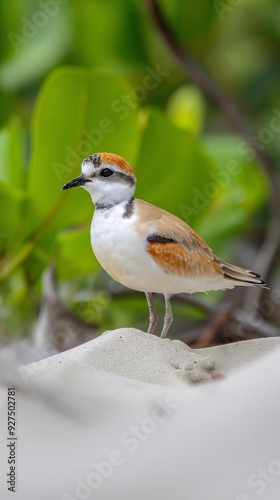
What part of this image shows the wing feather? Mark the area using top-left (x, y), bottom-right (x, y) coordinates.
top-left (135, 199), bottom-right (222, 279)
top-left (135, 199), bottom-right (266, 286)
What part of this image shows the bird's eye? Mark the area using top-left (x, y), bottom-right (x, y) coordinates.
top-left (100, 168), bottom-right (113, 178)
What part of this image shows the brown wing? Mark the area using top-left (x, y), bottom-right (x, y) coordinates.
top-left (147, 240), bottom-right (222, 278)
top-left (135, 199), bottom-right (266, 285)
top-left (135, 199), bottom-right (223, 279)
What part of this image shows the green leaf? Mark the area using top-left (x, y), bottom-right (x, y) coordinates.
top-left (25, 67), bottom-right (139, 236)
top-left (71, 0), bottom-right (147, 68)
top-left (0, 117), bottom-right (25, 255)
top-left (0, 2), bottom-right (71, 91)
top-left (56, 227), bottom-right (99, 280)
top-left (0, 116), bottom-right (25, 188)
top-left (0, 0), bottom-right (23, 62)
top-left (166, 84), bottom-right (205, 135)
top-left (134, 108), bottom-right (215, 223)
top-left (197, 135), bottom-right (269, 249)
top-left (0, 183), bottom-right (25, 254)
top-left (201, 135), bottom-right (269, 212)
top-left (160, 0), bottom-right (217, 44)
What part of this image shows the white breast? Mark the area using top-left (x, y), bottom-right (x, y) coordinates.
top-left (90, 204), bottom-right (149, 290)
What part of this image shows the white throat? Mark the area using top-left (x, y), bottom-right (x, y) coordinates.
top-left (81, 180), bottom-right (135, 208)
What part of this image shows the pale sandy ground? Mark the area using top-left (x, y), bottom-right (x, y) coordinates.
top-left (1, 329), bottom-right (280, 500)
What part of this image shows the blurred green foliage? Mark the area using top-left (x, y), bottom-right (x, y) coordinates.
top-left (0, 0), bottom-right (277, 337)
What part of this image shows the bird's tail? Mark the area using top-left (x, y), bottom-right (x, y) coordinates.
top-left (217, 258), bottom-right (267, 287)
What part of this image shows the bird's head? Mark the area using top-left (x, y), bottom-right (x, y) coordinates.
top-left (61, 153), bottom-right (136, 207)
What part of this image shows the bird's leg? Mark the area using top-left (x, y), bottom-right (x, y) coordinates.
top-left (160, 294), bottom-right (173, 339)
top-left (145, 292), bottom-right (158, 334)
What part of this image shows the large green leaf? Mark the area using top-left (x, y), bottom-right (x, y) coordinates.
top-left (71, 0), bottom-right (147, 68)
top-left (56, 227), bottom-right (99, 281)
top-left (0, 1), bottom-right (71, 91)
top-left (201, 135), bottom-right (269, 211)
top-left (197, 135), bottom-right (269, 250)
top-left (0, 117), bottom-right (25, 255)
top-left (0, 184), bottom-right (25, 254)
top-left (0, 117), bottom-right (25, 188)
top-left (134, 108), bottom-right (216, 223)
top-left (25, 67), bottom-right (139, 237)
top-left (0, 0), bottom-right (23, 62)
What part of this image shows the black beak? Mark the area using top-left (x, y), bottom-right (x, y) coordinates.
top-left (61, 175), bottom-right (91, 190)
